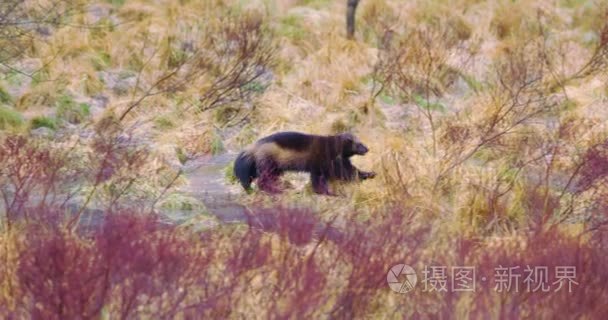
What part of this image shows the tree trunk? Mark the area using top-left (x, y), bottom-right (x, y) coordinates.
top-left (346, 0), bottom-right (360, 40)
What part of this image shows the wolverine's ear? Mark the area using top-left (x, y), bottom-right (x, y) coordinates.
top-left (338, 132), bottom-right (355, 142)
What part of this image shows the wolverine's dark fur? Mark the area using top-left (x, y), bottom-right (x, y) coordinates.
top-left (329, 156), bottom-right (376, 182)
top-left (234, 131), bottom-right (375, 195)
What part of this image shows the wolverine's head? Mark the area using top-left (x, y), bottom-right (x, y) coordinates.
top-left (339, 133), bottom-right (369, 157)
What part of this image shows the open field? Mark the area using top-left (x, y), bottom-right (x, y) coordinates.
top-left (1, 0), bottom-right (608, 318)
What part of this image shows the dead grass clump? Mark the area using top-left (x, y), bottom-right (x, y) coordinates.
top-left (490, 1), bottom-right (531, 40)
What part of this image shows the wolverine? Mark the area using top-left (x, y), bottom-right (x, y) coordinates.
top-left (234, 131), bottom-right (375, 195)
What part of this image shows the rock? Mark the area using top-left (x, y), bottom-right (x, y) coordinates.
top-left (256, 65), bottom-right (274, 85)
top-left (98, 71), bottom-right (137, 96)
top-left (181, 40), bottom-right (195, 53)
top-left (35, 26), bottom-right (52, 37)
top-left (30, 126), bottom-right (54, 138)
top-left (92, 94), bottom-right (109, 109)
top-left (88, 5), bottom-right (111, 24)
top-left (582, 32), bottom-right (597, 46)
top-left (89, 94), bottom-right (110, 117)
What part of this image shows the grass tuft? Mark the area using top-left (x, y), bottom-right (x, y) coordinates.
top-left (30, 116), bottom-right (57, 130)
top-left (0, 106), bottom-right (24, 130)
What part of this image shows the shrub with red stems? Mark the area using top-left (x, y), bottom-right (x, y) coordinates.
top-left (0, 203), bottom-right (607, 318)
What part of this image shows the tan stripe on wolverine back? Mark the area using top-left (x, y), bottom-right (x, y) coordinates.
top-left (253, 141), bottom-right (310, 167)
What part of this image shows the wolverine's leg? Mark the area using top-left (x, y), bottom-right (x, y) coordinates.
top-left (257, 159), bottom-right (283, 194)
top-left (334, 158), bottom-right (375, 181)
top-left (331, 157), bottom-right (375, 181)
top-left (311, 172), bottom-right (334, 195)
top-left (357, 170), bottom-right (376, 180)
top-left (329, 157), bottom-right (356, 181)
top-left (345, 160), bottom-right (375, 180)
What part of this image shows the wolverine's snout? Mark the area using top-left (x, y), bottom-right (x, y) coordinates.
top-left (356, 143), bottom-right (368, 155)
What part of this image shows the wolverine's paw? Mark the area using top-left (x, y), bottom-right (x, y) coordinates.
top-left (359, 171), bottom-right (376, 180)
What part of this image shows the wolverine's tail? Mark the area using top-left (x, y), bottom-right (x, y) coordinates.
top-left (234, 150), bottom-right (257, 191)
